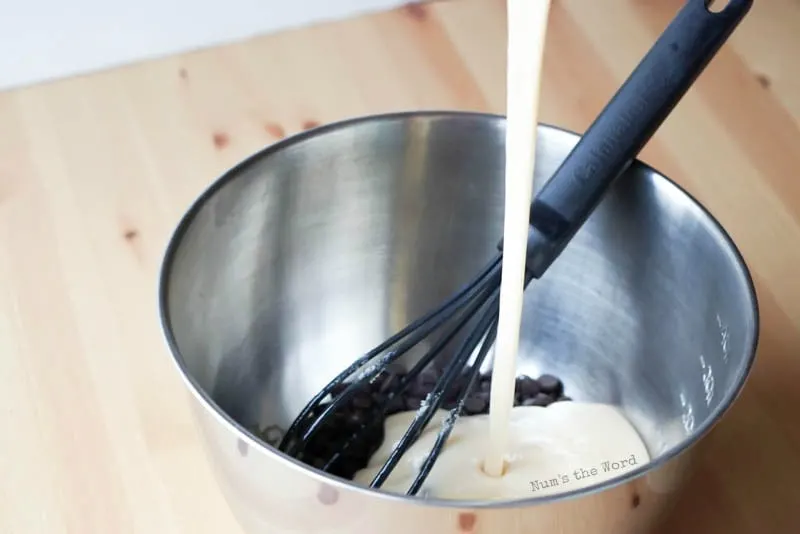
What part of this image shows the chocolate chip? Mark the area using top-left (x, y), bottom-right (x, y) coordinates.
top-left (378, 372), bottom-right (398, 393)
top-left (364, 427), bottom-right (384, 456)
top-left (443, 387), bottom-right (462, 405)
top-left (352, 393), bottom-right (373, 410)
top-left (537, 374), bottom-right (563, 396)
top-left (347, 437), bottom-right (369, 459)
top-left (463, 395), bottom-right (488, 414)
top-left (478, 373), bottom-right (493, 392)
top-left (331, 460), bottom-right (354, 478)
top-left (347, 410), bottom-right (367, 426)
top-left (329, 382), bottom-right (349, 397)
top-left (403, 385), bottom-right (422, 400)
top-left (523, 393), bottom-right (553, 407)
top-left (479, 390), bottom-right (491, 401)
top-left (455, 376), bottom-right (468, 389)
top-left (386, 362), bottom-right (406, 376)
top-left (405, 396), bottom-right (422, 410)
top-left (449, 374), bottom-right (469, 396)
top-left (370, 370), bottom-right (389, 390)
top-left (385, 395), bottom-right (406, 414)
top-left (258, 425), bottom-right (284, 446)
top-left (419, 369), bottom-right (439, 387)
top-left (311, 402), bottom-right (332, 418)
top-left (515, 375), bottom-right (540, 398)
top-left (328, 409), bottom-right (345, 423)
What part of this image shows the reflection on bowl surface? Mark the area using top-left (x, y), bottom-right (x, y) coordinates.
top-left (159, 112), bottom-right (758, 534)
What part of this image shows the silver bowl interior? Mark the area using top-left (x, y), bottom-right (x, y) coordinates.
top-left (160, 112), bottom-right (758, 493)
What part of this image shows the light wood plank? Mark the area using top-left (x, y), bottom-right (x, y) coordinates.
top-left (0, 1), bottom-right (797, 532)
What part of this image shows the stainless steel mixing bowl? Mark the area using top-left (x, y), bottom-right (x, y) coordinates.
top-left (159, 111), bottom-right (758, 534)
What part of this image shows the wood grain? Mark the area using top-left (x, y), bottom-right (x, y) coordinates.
top-left (0, 0), bottom-right (798, 532)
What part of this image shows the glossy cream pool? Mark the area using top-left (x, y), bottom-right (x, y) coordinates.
top-left (353, 402), bottom-right (650, 500)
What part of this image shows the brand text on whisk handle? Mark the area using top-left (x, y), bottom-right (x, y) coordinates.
top-left (529, 454), bottom-right (640, 492)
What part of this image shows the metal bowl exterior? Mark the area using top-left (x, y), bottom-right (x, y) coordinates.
top-left (159, 112), bottom-right (758, 534)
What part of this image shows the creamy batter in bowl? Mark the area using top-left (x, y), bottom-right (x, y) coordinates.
top-left (159, 112), bottom-right (759, 534)
top-left (354, 402), bottom-right (651, 500)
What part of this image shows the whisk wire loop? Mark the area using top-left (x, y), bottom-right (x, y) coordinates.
top-left (407, 320), bottom-right (498, 495)
top-left (371, 286), bottom-right (502, 489)
top-left (319, 269), bottom-right (502, 471)
top-left (278, 255), bottom-right (502, 454)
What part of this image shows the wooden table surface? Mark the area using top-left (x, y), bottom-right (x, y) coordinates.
top-left (1, 0), bottom-right (798, 532)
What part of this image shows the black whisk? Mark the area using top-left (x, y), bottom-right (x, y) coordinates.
top-left (278, 0), bottom-right (752, 495)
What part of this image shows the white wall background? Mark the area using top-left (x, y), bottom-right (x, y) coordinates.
top-left (0, 0), bottom-right (410, 91)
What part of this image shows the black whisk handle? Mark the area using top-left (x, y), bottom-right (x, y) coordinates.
top-left (516, 0), bottom-right (752, 278)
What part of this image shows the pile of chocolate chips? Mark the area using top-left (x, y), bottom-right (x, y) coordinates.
top-left (267, 365), bottom-right (570, 481)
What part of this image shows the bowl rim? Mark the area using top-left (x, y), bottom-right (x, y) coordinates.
top-left (157, 109), bottom-right (760, 509)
